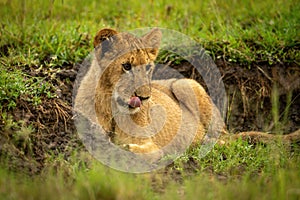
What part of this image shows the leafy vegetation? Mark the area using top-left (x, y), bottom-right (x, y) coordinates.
top-left (0, 66), bottom-right (55, 109)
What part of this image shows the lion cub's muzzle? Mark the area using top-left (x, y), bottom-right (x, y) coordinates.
top-left (116, 86), bottom-right (151, 111)
top-left (116, 67), bottom-right (152, 112)
top-left (117, 94), bottom-right (150, 109)
top-left (128, 94), bottom-right (150, 108)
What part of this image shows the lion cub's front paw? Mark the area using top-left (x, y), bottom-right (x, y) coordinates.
top-left (124, 142), bottom-right (163, 162)
top-left (124, 142), bottom-right (159, 153)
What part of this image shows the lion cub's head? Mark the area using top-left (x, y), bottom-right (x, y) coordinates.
top-left (94, 28), bottom-right (162, 114)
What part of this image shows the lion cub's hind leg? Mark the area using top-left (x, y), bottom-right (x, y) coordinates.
top-left (170, 79), bottom-right (213, 128)
top-left (170, 79), bottom-right (220, 145)
top-left (172, 79), bottom-right (227, 145)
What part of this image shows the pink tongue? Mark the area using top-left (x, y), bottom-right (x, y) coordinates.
top-left (128, 96), bottom-right (141, 108)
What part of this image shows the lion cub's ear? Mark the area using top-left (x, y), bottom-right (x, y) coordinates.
top-left (93, 28), bottom-right (118, 48)
top-left (142, 28), bottom-right (162, 59)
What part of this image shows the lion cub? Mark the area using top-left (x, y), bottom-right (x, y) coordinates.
top-left (74, 28), bottom-right (226, 156)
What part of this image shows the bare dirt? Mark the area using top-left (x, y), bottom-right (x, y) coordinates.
top-left (0, 58), bottom-right (299, 174)
top-left (178, 59), bottom-right (300, 134)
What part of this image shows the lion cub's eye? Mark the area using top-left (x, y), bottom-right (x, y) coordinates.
top-left (122, 63), bottom-right (132, 71)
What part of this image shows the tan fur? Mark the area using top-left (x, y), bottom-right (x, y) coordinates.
top-left (75, 28), bottom-right (227, 155)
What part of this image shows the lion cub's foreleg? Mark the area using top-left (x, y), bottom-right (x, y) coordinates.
top-left (126, 140), bottom-right (160, 153)
top-left (125, 139), bottom-right (163, 162)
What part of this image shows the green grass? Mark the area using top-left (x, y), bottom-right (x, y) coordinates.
top-left (0, 66), bottom-right (55, 109)
top-left (0, 0), bottom-right (299, 68)
top-left (0, 140), bottom-right (299, 200)
top-left (0, 162), bottom-right (157, 200)
top-left (0, 0), bottom-right (300, 199)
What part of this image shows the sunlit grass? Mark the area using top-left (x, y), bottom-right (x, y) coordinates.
top-left (0, 0), bottom-right (299, 67)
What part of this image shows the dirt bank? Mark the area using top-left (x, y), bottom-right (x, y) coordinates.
top-left (0, 58), bottom-right (299, 174)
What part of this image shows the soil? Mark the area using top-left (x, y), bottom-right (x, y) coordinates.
top-left (0, 56), bottom-right (299, 175)
top-left (176, 59), bottom-right (300, 134)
